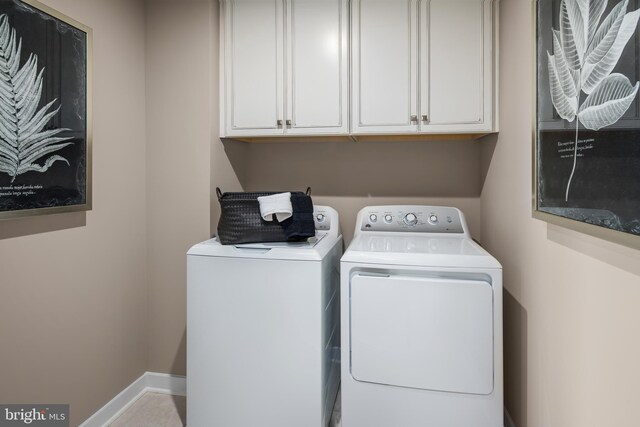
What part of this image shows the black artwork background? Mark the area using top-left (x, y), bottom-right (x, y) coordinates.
top-left (536, 0), bottom-right (640, 236)
top-left (0, 0), bottom-right (87, 212)
top-left (538, 129), bottom-right (640, 234)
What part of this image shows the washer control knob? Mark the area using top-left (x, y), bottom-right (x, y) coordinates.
top-left (429, 214), bottom-right (438, 223)
top-left (384, 214), bottom-right (393, 223)
top-left (316, 214), bottom-right (325, 222)
top-left (369, 214), bottom-right (378, 223)
top-left (403, 213), bottom-right (418, 226)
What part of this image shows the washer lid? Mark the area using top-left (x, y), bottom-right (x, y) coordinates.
top-left (341, 234), bottom-right (501, 269)
top-left (187, 232), bottom-right (340, 261)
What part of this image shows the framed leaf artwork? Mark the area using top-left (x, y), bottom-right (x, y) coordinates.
top-left (0, 0), bottom-right (91, 219)
top-left (534, 0), bottom-right (640, 248)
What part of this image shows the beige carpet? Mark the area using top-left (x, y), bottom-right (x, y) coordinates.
top-left (109, 390), bottom-right (341, 427)
top-left (109, 393), bottom-right (186, 427)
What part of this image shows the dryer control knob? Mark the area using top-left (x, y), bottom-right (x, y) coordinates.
top-left (429, 214), bottom-right (438, 223)
top-left (403, 213), bottom-right (418, 226)
top-left (316, 214), bottom-right (325, 222)
top-left (369, 214), bottom-right (378, 223)
top-left (384, 214), bottom-right (393, 223)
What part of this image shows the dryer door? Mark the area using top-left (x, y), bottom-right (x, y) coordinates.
top-left (350, 273), bottom-right (493, 395)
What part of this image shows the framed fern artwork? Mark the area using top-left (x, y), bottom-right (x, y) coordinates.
top-left (0, 0), bottom-right (91, 219)
top-left (535, 0), bottom-right (640, 248)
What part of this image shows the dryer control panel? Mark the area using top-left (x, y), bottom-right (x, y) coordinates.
top-left (357, 205), bottom-right (466, 235)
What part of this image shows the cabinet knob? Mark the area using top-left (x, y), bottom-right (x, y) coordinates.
top-left (277, 119), bottom-right (283, 127)
top-left (422, 115), bottom-right (429, 122)
top-left (410, 115), bottom-right (418, 123)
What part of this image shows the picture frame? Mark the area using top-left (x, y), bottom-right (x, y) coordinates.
top-left (533, 0), bottom-right (640, 249)
top-left (0, 0), bottom-right (92, 219)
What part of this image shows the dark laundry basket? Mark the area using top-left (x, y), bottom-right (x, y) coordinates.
top-left (215, 187), bottom-right (313, 245)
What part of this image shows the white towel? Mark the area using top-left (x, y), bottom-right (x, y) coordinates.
top-left (257, 192), bottom-right (293, 222)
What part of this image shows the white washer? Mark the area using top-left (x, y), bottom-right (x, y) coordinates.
top-left (187, 206), bottom-right (341, 427)
top-left (341, 205), bottom-right (503, 427)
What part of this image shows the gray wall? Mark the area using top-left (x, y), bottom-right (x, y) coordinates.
top-left (0, 0), bottom-right (148, 424)
top-left (481, 1), bottom-right (640, 426)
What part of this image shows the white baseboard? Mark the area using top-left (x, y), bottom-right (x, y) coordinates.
top-left (79, 372), bottom-right (186, 427)
top-left (81, 372), bottom-right (512, 427)
top-left (504, 408), bottom-right (517, 427)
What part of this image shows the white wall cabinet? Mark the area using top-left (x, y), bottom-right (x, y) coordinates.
top-left (352, 0), bottom-right (498, 135)
top-left (220, 0), bottom-right (349, 137)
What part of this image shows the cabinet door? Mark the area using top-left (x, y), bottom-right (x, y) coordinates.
top-left (421, 0), bottom-right (494, 132)
top-left (352, 0), bottom-right (419, 134)
top-left (286, 0), bottom-right (348, 135)
top-left (222, 0), bottom-right (285, 136)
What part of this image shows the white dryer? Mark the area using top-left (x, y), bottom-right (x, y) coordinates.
top-left (341, 205), bottom-right (503, 427)
top-left (187, 206), bottom-right (342, 427)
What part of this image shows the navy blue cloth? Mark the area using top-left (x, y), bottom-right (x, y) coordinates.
top-left (282, 193), bottom-right (315, 240)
